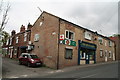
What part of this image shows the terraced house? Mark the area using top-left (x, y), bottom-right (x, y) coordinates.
top-left (2, 11), bottom-right (115, 69)
top-left (2, 23), bottom-right (32, 58)
top-left (30, 11), bottom-right (115, 69)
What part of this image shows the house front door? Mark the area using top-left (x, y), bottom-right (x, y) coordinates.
top-left (105, 50), bottom-right (107, 62)
top-left (10, 49), bottom-right (13, 58)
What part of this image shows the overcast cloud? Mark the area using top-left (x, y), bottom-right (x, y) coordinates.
top-left (1, 0), bottom-right (119, 36)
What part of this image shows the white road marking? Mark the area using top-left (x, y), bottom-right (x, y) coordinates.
top-left (81, 73), bottom-right (97, 78)
top-left (74, 73), bottom-right (97, 80)
top-left (20, 75), bottom-right (28, 77)
top-left (9, 76), bottom-right (19, 78)
top-left (47, 71), bottom-right (55, 74)
top-left (56, 70), bottom-right (64, 72)
top-left (48, 70), bottom-right (64, 74)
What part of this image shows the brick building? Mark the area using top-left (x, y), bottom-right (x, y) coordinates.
top-left (2, 23), bottom-right (33, 58)
top-left (109, 35), bottom-right (120, 60)
top-left (30, 11), bottom-right (115, 69)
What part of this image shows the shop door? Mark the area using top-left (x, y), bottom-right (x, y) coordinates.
top-left (79, 50), bottom-right (90, 64)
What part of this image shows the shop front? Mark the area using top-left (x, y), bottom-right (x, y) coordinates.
top-left (78, 40), bottom-right (97, 65)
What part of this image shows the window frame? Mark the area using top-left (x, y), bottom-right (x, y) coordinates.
top-left (24, 33), bottom-right (27, 42)
top-left (104, 50), bottom-right (107, 57)
top-left (84, 31), bottom-right (92, 40)
top-left (6, 39), bottom-right (9, 45)
top-left (65, 48), bottom-right (73, 59)
top-left (65, 30), bottom-right (75, 40)
top-left (98, 37), bottom-right (103, 45)
top-left (100, 49), bottom-right (103, 58)
top-left (34, 34), bottom-right (40, 42)
top-left (14, 48), bottom-right (17, 55)
top-left (109, 41), bottom-right (112, 47)
top-left (108, 51), bottom-right (112, 58)
top-left (16, 37), bottom-right (19, 43)
top-left (105, 40), bottom-right (107, 46)
top-left (9, 38), bottom-right (12, 45)
top-left (39, 22), bottom-right (43, 26)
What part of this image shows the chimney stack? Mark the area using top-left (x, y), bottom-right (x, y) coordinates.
top-left (20, 25), bottom-right (25, 32)
top-left (27, 23), bottom-right (33, 30)
top-left (11, 30), bottom-right (16, 36)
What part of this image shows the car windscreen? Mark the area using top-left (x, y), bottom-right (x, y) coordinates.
top-left (30, 55), bottom-right (39, 59)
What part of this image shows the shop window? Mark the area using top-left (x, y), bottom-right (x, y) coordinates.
top-left (84, 31), bottom-right (92, 40)
top-left (109, 51), bottom-right (112, 58)
top-left (81, 52), bottom-right (86, 59)
top-left (16, 37), bottom-right (19, 43)
top-left (90, 55), bottom-right (94, 60)
top-left (109, 41), bottom-right (112, 47)
top-left (65, 48), bottom-right (73, 59)
top-left (24, 33), bottom-right (27, 42)
top-left (100, 50), bottom-right (103, 58)
top-left (34, 34), bottom-right (40, 42)
top-left (98, 37), bottom-right (103, 45)
top-left (65, 30), bottom-right (74, 40)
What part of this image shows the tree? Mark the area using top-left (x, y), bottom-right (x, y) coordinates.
top-left (1, 31), bottom-right (9, 44)
top-left (0, 0), bottom-right (10, 32)
top-left (112, 34), bottom-right (120, 37)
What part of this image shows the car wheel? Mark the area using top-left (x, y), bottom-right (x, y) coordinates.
top-left (27, 62), bottom-right (31, 67)
top-left (19, 61), bottom-right (22, 65)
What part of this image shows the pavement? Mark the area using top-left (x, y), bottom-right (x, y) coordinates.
top-left (0, 54), bottom-right (2, 79)
top-left (60, 60), bottom-right (118, 72)
top-left (2, 57), bottom-right (119, 78)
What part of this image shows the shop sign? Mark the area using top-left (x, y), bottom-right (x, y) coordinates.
top-left (60, 34), bottom-right (64, 40)
top-left (60, 39), bottom-right (76, 46)
top-left (80, 41), bottom-right (96, 50)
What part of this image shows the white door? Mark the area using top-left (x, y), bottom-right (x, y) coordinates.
top-left (10, 49), bottom-right (13, 58)
top-left (105, 51), bottom-right (107, 62)
top-left (113, 53), bottom-right (115, 61)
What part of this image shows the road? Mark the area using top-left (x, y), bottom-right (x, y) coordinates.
top-left (2, 57), bottom-right (53, 78)
top-left (41, 62), bottom-right (118, 78)
top-left (2, 57), bottom-right (119, 79)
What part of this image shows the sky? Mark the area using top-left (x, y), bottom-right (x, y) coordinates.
top-left (0, 0), bottom-right (119, 36)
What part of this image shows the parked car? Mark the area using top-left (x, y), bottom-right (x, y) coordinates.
top-left (19, 53), bottom-right (43, 67)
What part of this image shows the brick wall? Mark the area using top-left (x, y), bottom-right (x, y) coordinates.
top-left (31, 12), bottom-right (59, 69)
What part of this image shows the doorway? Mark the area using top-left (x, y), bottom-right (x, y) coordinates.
top-left (80, 49), bottom-right (95, 64)
top-left (105, 50), bottom-right (108, 62)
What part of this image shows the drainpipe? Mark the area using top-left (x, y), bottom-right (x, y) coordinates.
top-left (57, 18), bottom-right (60, 70)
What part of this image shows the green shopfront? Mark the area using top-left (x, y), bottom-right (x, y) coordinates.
top-left (78, 40), bottom-right (97, 65)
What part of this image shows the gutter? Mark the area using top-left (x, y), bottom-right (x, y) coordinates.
top-left (57, 18), bottom-right (60, 70)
